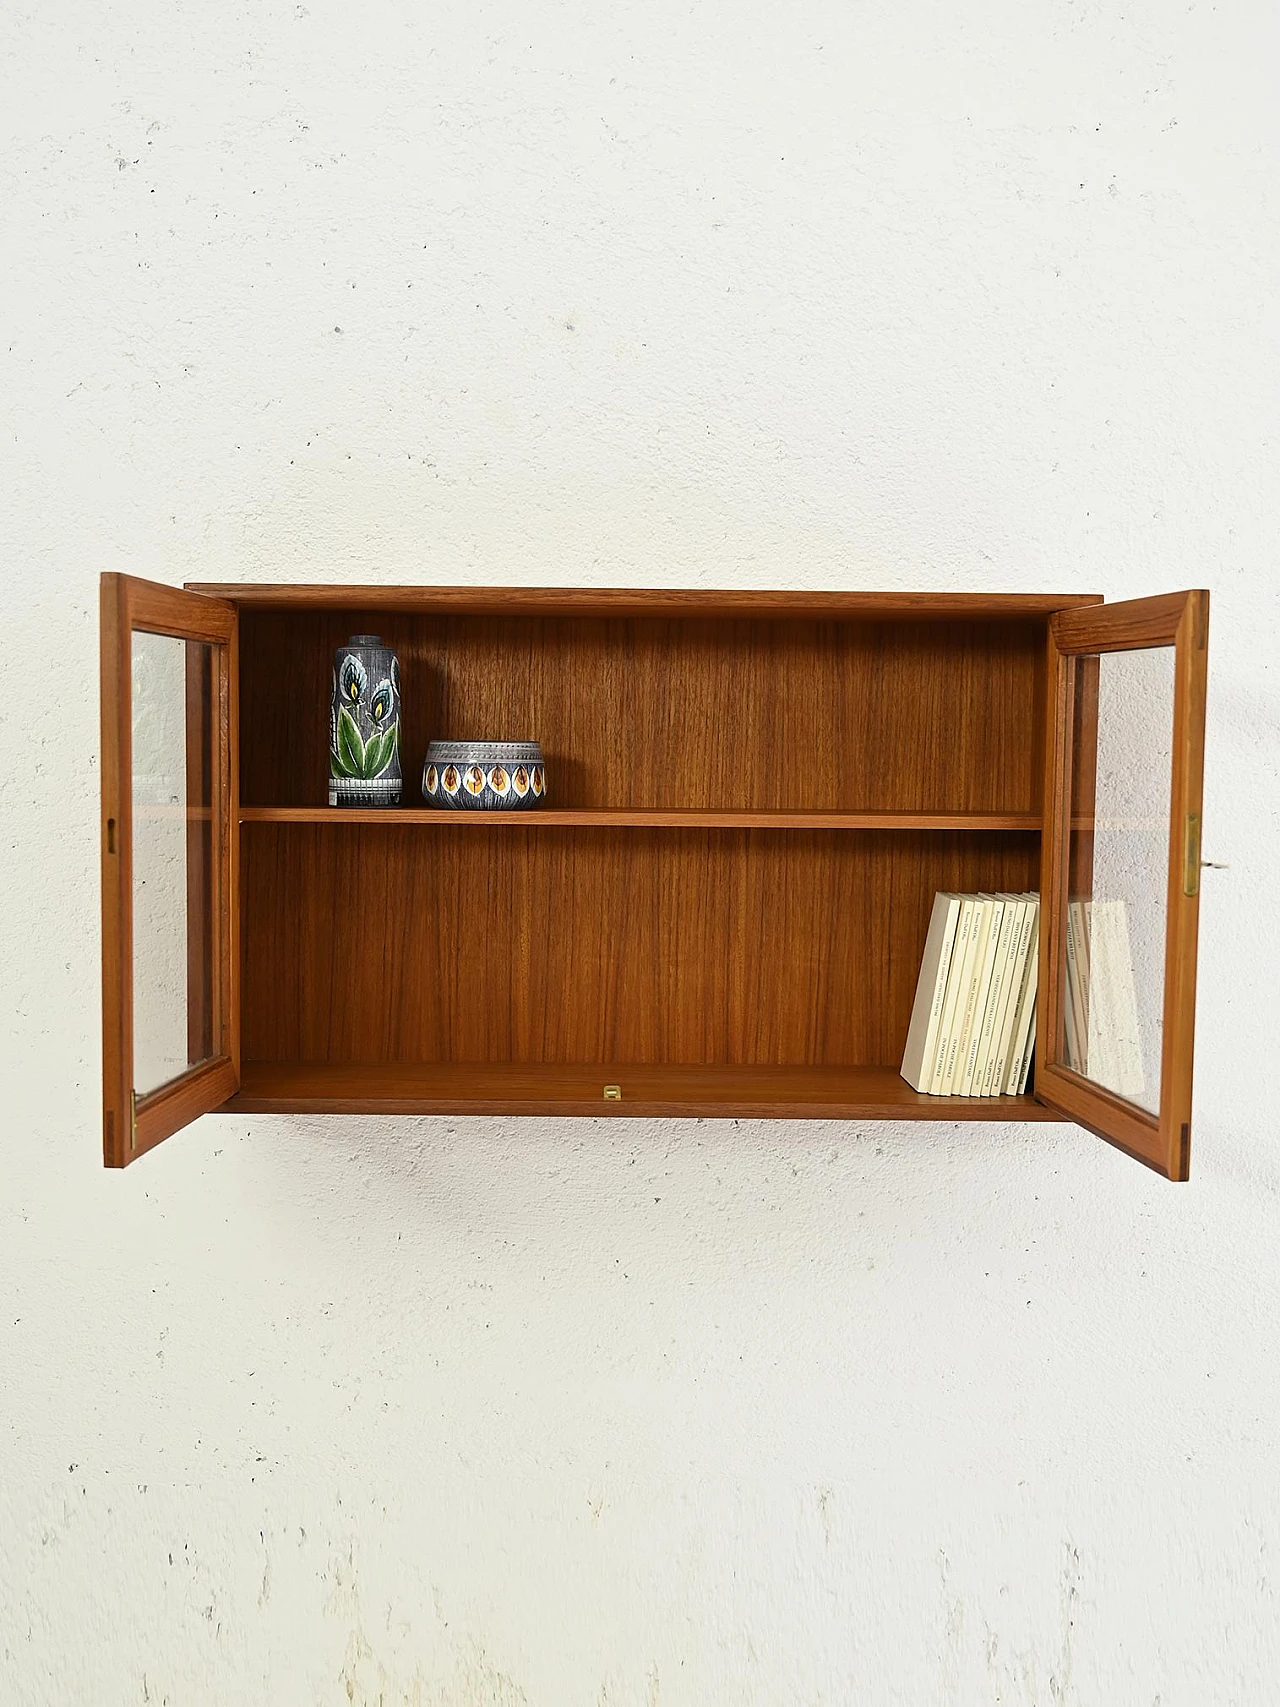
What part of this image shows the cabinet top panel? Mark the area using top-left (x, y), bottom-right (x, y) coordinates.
top-left (187, 584), bottom-right (1101, 619)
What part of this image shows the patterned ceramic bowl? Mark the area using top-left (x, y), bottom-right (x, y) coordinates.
top-left (422, 740), bottom-right (546, 810)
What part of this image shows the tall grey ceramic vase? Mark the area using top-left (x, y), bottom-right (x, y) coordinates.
top-left (329, 635), bottom-right (402, 807)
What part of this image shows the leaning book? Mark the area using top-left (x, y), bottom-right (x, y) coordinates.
top-left (900, 893), bottom-right (963, 1092)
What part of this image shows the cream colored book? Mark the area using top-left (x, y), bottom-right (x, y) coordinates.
top-left (1063, 900), bottom-right (1084, 1072)
top-left (928, 897), bottom-right (977, 1094)
top-left (968, 894), bottom-right (1021, 1096)
top-left (1004, 930), bottom-right (1040, 1095)
top-left (938, 897), bottom-right (986, 1095)
top-left (1084, 898), bottom-right (1144, 1100)
top-left (1075, 899), bottom-right (1092, 1056)
top-left (959, 895), bottom-right (1006, 1095)
top-left (979, 895), bottom-right (1030, 1097)
top-left (901, 893), bottom-right (963, 1092)
top-left (988, 896), bottom-right (1037, 1096)
top-left (1016, 992), bottom-right (1038, 1093)
top-left (945, 897), bottom-right (995, 1095)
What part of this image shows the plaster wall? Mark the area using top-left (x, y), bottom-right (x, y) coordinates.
top-left (2, 1), bottom-right (1278, 1701)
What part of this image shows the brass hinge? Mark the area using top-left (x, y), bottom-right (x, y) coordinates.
top-left (129, 1090), bottom-right (138, 1151)
top-left (1183, 812), bottom-right (1201, 896)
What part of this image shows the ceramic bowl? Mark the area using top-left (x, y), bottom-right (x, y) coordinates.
top-left (422, 740), bottom-right (546, 810)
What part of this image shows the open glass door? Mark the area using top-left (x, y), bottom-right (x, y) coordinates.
top-left (100, 574), bottom-right (239, 1166)
top-left (1037, 591), bottom-right (1209, 1179)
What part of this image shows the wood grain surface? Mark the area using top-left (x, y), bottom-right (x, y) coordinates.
top-left (100, 573), bottom-right (239, 1166)
top-left (240, 805), bottom-right (1042, 830)
top-left (240, 612), bottom-right (1048, 813)
top-left (1050, 590), bottom-right (1197, 654)
top-left (241, 823), bottom-right (1040, 1068)
top-left (1037, 588), bottom-right (1209, 1178)
top-left (196, 583), bottom-right (1099, 618)
top-left (227, 1059), bottom-right (1058, 1120)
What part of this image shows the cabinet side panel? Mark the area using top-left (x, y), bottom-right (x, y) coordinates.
top-left (241, 825), bottom-right (1039, 1068)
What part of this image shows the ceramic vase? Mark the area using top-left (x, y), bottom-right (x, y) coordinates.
top-left (422, 740), bottom-right (545, 810)
top-left (329, 635), bottom-right (402, 807)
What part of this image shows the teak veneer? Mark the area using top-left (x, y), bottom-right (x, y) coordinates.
top-left (239, 806), bottom-right (1043, 830)
top-left (100, 581), bottom-right (1209, 1180)
top-left (230, 1061), bottom-right (1055, 1120)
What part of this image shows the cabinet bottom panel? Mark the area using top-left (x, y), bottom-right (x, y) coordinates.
top-left (228, 1061), bottom-right (1056, 1121)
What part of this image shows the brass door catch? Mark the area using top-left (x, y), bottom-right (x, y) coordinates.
top-left (1183, 812), bottom-right (1201, 896)
top-left (603, 1084), bottom-right (622, 1101)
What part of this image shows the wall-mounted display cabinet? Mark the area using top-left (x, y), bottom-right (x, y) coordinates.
top-left (99, 580), bottom-right (1209, 1179)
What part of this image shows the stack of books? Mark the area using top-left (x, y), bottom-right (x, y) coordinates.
top-left (1062, 898), bottom-right (1144, 1100)
top-left (900, 892), bottom-right (1040, 1097)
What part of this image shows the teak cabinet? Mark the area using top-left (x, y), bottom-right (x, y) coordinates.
top-left (100, 580), bottom-right (1209, 1180)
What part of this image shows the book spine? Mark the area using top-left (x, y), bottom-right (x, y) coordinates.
top-left (1004, 917), bottom-right (1039, 1095)
top-left (970, 896), bottom-right (1017, 1096)
top-left (1064, 901), bottom-right (1083, 1072)
top-left (1017, 995), bottom-right (1037, 1094)
top-left (919, 898), bottom-right (962, 1089)
top-left (983, 897), bottom-right (1031, 1097)
top-left (960, 897), bottom-right (1004, 1095)
top-left (946, 898), bottom-right (993, 1096)
top-left (900, 894), bottom-right (961, 1091)
top-left (1087, 899), bottom-right (1145, 1100)
top-left (929, 899), bottom-right (975, 1095)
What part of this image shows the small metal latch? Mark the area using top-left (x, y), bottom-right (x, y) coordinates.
top-left (603, 1084), bottom-right (622, 1101)
top-left (1183, 813), bottom-right (1201, 896)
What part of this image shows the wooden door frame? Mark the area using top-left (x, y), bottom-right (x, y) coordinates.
top-left (100, 574), bottom-right (240, 1165)
top-left (1036, 590), bottom-right (1209, 1179)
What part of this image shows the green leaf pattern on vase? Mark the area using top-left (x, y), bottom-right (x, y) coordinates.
top-left (329, 636), bottom-right (403, 806)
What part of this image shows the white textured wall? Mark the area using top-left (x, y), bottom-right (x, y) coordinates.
top-left (2, 1), bottom-right (1278, 1701)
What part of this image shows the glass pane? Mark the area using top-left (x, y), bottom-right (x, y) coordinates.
top-left (1063, 646), bottom-right (1175, 1115)
top-left (131, 632), bottom-right (217, 1097)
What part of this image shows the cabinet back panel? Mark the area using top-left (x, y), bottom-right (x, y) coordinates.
top-left (240, 613), bottom-right (1045, 812)
top-left (242, 825), bottom-right (1039, 1066)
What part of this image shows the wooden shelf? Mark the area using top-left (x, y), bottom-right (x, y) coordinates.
top-left (228, 1061), bottom-right (1057, 1120)
top-left (240, 806), bottom-right (1042, 831)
